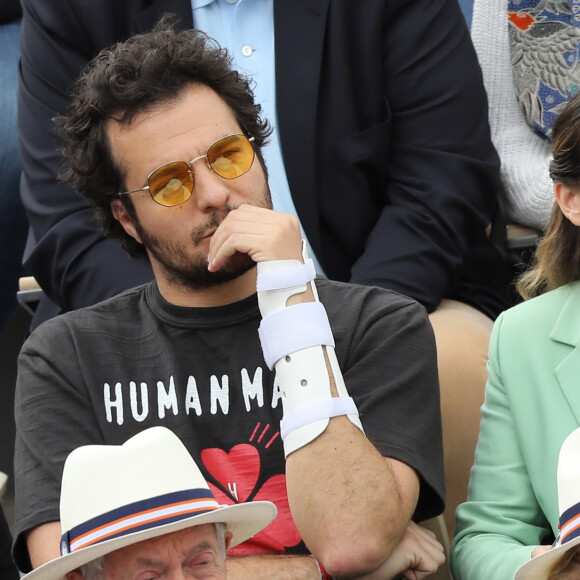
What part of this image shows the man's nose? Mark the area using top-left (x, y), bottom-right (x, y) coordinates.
top-left (191, 162), bottom-right (230, 213)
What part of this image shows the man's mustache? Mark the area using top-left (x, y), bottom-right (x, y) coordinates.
top-left (190, 204), bottom-right (236, 246)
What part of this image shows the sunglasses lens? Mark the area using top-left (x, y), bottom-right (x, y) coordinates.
top-left (207, 135), bottom-right (255, 179)
top-left (141, 135), bottom-right (253, 207)
top-left (149, 162), bottom-right (194, 207)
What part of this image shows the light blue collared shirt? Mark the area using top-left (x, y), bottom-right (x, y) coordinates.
top-left (191, 0), bottom-right (324, 273)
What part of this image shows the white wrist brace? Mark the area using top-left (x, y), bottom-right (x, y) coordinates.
top-left (257, 249), bottom-right (364, 457)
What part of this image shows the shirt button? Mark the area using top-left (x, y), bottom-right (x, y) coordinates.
top-left (241, 45), bottom-right (253, 57)
top-left (226, 0), bottom-right (237, 3)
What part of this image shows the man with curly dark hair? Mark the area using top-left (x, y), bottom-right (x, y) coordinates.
top-left (19, 0), bottom-right (518, 543)
top-left (14, 21), bottom-right (445, 580)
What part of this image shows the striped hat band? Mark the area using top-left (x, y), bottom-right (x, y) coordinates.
top-left (60, 489), bottom-right (219, 556)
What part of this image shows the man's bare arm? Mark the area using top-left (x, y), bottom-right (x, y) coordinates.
top-left (27, 521), bottom-right (61, 568)
top-left (226, 554), bottom-right (321, 579)
top-left (287, 420), bottom-right (420, 578)
top-left (227, 517), bottom-right (443, 580)
top-left (210, 206), bottom-right (423, 578)
top-left (356, 521), bottom-right (445, 580)
top-left (283, 257), bottom-right (421, 577)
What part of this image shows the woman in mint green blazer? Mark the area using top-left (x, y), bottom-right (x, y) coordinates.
top-left (451, 93), bottom-right (580, 579)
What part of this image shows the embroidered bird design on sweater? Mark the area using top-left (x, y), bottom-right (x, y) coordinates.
top-left (508, 0), bottom-right (580, 139)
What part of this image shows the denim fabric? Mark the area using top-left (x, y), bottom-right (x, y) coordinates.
top-left (0, 19), bottom-right (28, 333)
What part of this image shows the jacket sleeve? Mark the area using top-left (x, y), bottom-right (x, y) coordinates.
top-left (19, 0), bottom-right (153, 316)
top-left (0, 0), bottom-right (21, 23)
top-left (346, 0), bottom-right (505, 313)
top-left (450, 313), bottom-right (549, 579)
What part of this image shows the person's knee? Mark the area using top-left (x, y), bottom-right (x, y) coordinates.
top-left (429, 299), bottom-right (492, 386)
top-left (429, 300), bottom-right (493, 536)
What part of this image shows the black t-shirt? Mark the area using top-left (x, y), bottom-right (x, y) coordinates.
top-left (14, 278), bottom-right (444, 570)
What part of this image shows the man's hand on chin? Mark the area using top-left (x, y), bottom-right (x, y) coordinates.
top-left (207, 206), bottom-right (304, 272)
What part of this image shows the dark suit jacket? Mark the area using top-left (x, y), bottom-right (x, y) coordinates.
top-left (0, 0), bottom-right (21, 23)
top-left (19, 0), bottom-right (514, 324)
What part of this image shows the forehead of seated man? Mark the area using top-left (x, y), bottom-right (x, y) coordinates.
top-left (106, 83), bottom-right (261, 202)
top-left (67, 523), bottom-right (230, 580)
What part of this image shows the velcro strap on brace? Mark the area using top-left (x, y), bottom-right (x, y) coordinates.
top-left (257, 258), bottom-right (316, 318)
top-left (257, 258), bottom-right (315, 292)
top-left (256, 250), bottom-right (363, 457)
top-left (280, 396), bottom-right (358, 440)
top-left (258, 302), bottom-right (334, 370)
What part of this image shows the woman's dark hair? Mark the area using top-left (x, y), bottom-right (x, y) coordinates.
top-left (517, 92), bottom-right (580, 299)
top-left (56, 15), bottom-right (271, 258)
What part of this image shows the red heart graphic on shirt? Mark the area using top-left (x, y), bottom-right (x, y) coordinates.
top-left (201, 444), bottom-right (302, 554)
top-left (209, 474), bottom-right (301, 555)
top-left (201, 444), bottom-right (259, 503)
top-left (253, 474), bottom-right (301, 547)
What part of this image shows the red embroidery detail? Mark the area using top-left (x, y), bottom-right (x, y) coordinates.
top-left (508, 11), bottom-right (535, 31)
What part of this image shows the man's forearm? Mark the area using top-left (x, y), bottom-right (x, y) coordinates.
top-left (209, 211), bottom-right (422, 578)
top-left (254, 247), bottom-right (420, 578)
top-left (226, 553), bottom-right (321, 579)
top-left (226, 520), bottom-right (445, 580)
top-left (286, 417), bottom-right (418, 578)
top-left (26, 521), bottom-right (61, 569)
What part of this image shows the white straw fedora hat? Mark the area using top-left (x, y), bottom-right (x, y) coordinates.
top-left (22, 426), bottom-right (277, 580)
top-left (516, 427), bottom-right (580, 579)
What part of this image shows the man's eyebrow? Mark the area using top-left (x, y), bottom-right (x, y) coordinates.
top-left (183, 541), bottom-right (215, 557)
top-left (135, 541), bottom-right (216, 566)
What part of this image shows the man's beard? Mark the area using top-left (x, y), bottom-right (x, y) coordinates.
top-left (134, 188), bottom-right (272, 290)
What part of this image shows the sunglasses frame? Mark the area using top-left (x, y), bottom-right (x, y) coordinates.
top-left (116, 133), bottom-right (256, 207)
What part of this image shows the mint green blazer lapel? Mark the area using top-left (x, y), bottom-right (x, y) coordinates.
top-left (553, 283), bottom-right (580, 425)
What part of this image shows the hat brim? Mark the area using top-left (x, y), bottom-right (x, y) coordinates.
top-left (515, 534), bottom-right (580, 579)
top-left (23, 500), bottom-right (277, 580)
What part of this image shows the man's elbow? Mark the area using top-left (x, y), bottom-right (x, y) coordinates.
top-left (317, 529), bottom-right (399, 578)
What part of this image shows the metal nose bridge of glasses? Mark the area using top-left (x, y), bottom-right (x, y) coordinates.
top-left (116, 134), bottom-right (255, 207)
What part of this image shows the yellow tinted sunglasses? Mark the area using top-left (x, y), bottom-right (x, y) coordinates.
top-left (117, 133), bottom-right (255, 207)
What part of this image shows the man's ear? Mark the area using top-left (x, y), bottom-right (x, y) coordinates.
top-left (111, 198), bottom-right (143, 243)
top-left (554, 181), bottom-right (580, 226)
top-left (65, 571), bottom-right (84, 580)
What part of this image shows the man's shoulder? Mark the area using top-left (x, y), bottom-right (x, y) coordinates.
top-left (316, 277), bottom-right (426, 316)
top-left (316, 278), bottom-right (429, 339)
top-left (25, 284), bottom-right (150, 343)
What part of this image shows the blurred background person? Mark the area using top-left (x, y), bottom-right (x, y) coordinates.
top-left (470, 0), bottom-right (580, 233)
top-left (0, 0), bottom-right (27, 333)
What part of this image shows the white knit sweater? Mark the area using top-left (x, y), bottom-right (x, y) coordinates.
top-left (471, 0), bottom-right (554, 231)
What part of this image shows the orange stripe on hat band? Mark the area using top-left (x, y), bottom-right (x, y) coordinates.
top-left (559, 502), bottom-right (580, 545)
top-left (60, 489), bottom-right (219, 555)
